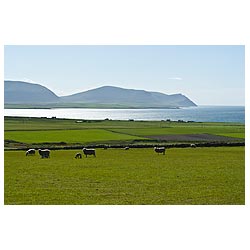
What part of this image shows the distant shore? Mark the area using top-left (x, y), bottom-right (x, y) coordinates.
top-left (4, 104), bottom-right (182, 109)
top-left (4, 106), bottom-right (245, 123)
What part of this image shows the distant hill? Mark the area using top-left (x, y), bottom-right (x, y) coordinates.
top-left (60, 86), bottom-right (196, 108)
top-left (4, 81), bottom-right (197, 108)
top-left (4, 81), bottom-right (60, 103)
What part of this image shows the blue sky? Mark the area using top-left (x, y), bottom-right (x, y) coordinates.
top-left (4, 45), bottom-right (245, 105)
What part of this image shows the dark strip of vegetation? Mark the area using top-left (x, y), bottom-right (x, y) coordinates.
top-left (5, 141), bottom-right (245, 151)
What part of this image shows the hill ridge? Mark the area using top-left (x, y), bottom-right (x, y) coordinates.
top-left (4, 80), bottom-right (197, 108)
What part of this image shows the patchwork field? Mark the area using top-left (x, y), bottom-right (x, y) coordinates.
top-left (4, 147), bottom-right (245, 205)
top-left (4, 117), bottom-right (244, 148)
top-left (4, 129), bottom-right (142, 144)
top-left (4, 117), bottom-right (245, 205)
top-left (146, 134), bottom-right (242, 142)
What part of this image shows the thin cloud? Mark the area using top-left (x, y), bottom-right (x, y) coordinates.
top-left (168, 77), bottom-right (183, 81)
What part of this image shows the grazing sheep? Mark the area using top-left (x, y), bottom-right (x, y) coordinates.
top-left (38, 149), bottom-right (50, 158)
top-left (26, 149), bottom-right (36, 156)
top-left (124, 146), bottom-right (129, 150)
top-left (75, 152), bottom-right (82, 159)
top-left (154, 147), bottom-right (166, 155)
top-left (82, 148), bottom-right (96, 157)
top-left (190, 143), bottom-right (197, 148)
top-left (103, 145), bottom-right (108, 150)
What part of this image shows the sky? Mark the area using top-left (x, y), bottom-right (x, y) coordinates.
top-left (4, 45), bottom-right (245, 105)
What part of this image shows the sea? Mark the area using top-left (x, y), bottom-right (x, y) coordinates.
top-left (4, 106), bottom-right (245, 123)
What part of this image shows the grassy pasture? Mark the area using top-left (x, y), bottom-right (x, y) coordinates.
top-left (4, 117), bottom-right (244, 147)
top-left (108, 125), bottom-right (245, 138)
top-left (4, 147), bottom-right (245, 205)
top-left (4, 129), bottom-right (143, 144)
top-left (4, 116), bottom-right (171, 131)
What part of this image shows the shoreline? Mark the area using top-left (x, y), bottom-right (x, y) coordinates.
top-left (4, 106), bottom-right (245, 123)
top-left (4, 115), bottom-right (244, 124)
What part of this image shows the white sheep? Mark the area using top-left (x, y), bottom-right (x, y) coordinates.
top-left (26, 149), bottom-right (36, 156)
top-left (190, 143), bottom-right (197, 148)
top-left (82, 148), bottom-right (96, 157)
top-left (38, 149), bottom-right (50, 158)
top-left (154, 147), bottom-right (166, 155)
top-left (124, 146), bottom-right (129, 150)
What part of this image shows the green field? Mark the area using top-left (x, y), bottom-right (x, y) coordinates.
top-left (4, 129), bottom-right (143, 144)
top-left (4, 117), bottom-right (245, 148)
top-left (4, 147), bottom-right (245, 205)
top-left (109, 126), bottom-right (245, 138)
top-left (4, 117), bottom-right (245, 205)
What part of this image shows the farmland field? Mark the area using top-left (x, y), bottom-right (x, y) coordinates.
top-left (4, 117), bottom-right (245, 205)
top-left (4, 147), bottom-right (245, 205)
top-left (4, 129), bottom-right (142, 144)
top-left (4, 117), bottom-right (244, 148)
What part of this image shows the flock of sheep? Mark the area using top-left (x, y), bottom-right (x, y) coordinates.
top-left (25, 148), bottom-right (97, 158)
top-left (26, 144), bottom-right (197, 159)
top-left (26, 148), bottom-right (51, 158)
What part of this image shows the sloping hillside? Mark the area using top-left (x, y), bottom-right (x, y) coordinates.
top-left (4, 81), bottom-right (60, 103)
top-left (4, 81), bottom-right (197, 108)
top-left (60, 86), bottom-right (197, 108)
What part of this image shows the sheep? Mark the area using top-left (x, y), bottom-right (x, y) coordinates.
top-left (103, 145), bottom-right (108, 150)
top-left (26, 149), bottom-right (36, 156)
top-left (75, 152), bottom-right (82, 159)
top-left (190, 143), bottom-right (197, 148)
top-left (154, 147), bottom-right (166, 155)
top-left (82, 148), bottom-right (96, 157)
top-left (124, 146), bottom-right (129, 150)
top-left (38, 149), bottom-right (50, 158)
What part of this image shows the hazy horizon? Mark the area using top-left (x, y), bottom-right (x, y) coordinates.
top-left (4, 45), bottom-right (245, 106)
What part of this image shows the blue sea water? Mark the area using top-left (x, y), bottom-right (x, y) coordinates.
top-left (4, 106), bottom-right (245, 123)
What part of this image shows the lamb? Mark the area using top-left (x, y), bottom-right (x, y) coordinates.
top-left (26, 149), bottom-right (36, 156)
top-left (82, 148), bottom-right (96, 157)
top-left (124, 146), bottom-right (129, 150)
top-left (38, 149), bottom-right (50, 158)
top-left (154, 147), bottom-right (166, 155)
top-left (190, 143), bottom-right (197, 148)
top-left (75, 152), bottom-right (82, 159)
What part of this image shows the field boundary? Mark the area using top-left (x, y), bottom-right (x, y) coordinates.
top-left (4, 141), bottom-right (245, 151)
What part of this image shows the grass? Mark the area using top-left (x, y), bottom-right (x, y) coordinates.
top-left (108, 125), bottom-right (245, 137)
top-left (4, 147), bottom-right (245, 205)
top-left (4, 129), bottom-right (144, 144)
top-left (4, 117), bottom-right (244, 147)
